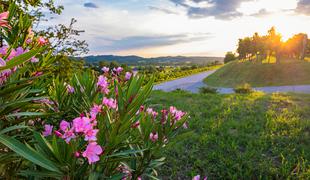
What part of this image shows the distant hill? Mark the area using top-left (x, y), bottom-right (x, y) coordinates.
top-left (76, 55), bottom-right (223, 66)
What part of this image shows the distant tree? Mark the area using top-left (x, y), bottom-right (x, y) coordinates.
top-left (307, 39), bottom-right (310, 56)
top-left (99, 61), bottom-right (110, 68)
top-left (109, 61), bottom-right (121, 69)
top-left (283, 33), bottom-right (308, 60)
top-left (266, 27), bottom-right (282, 63)
top-left (224, 52), bottom-right (237, 63)
top-left (237, 39), bottom-right (247, 60)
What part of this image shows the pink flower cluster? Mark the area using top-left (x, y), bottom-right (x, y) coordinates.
top-left (146, 108), bottom-right (158, 118)
top-left (66, 83), bottom-right (75, 93)
top-left (0, 11), bottom-right (10, 29)
top-left (97, 75), bottom-right (109, 94)
top-left (134, 105), bottom-right (187, 143)
top-left (169, 106), bottom-right (186, 121)
top-left (43, 114), bottom-right (103, 164)
top-left (102, 97), bottom-right (117, 109)
top-left (0, 46), bottom-right (37, 85)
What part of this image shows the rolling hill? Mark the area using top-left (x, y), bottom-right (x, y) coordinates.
top-left (77, 55), bottom-right (223, 66)
top-left (204, 60), bottom-right (310, 87)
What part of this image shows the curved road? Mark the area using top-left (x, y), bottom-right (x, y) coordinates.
top-left (153, 70), bottom-right (310, 94)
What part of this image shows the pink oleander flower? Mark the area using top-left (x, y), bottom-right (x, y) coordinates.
top-left (0, 46), bottom-right (7, 55)
top-left (66, 84), bottom-right (75, 93)
top-left (169, 106), bottom-right (185, 121)
top-left (75, 151), bottom-right (80, 157)
top-left (73, 117), bottom-right (92, 133)
top-left (38, 36), bottom-right (47, 45)
top-left (33, 71), bottom-right (43, 77)
top-left (101, 66), bottom-right (109, 73)
top-left (60, 120), bottom-right (70, 131)
top-left (42, 124), bottom-right (53, 137)
top-left (62, 128), bottom-right (76, 143)
top-left (118, 164), bottom-right (132, 180)
top-left (30, 57), bottom-right (39, 63)
top-left (54, 130), bottom-right (63, 137)
top-left (161, 109), bottom-right (168, 124)
top-left (102, 97), bottom-right (117, 109)
top-left (131, 120), bottom-right (140, 128)
top-left (0, 11), bottom-right (10, 28)
top-left (26, 38), bottom-right (32, 44)
top-left (15, 47), bottom-right (25, 56)
top-left (82, 142), bottom-right (103, 164)
top-left (125, 72), bottom-right (132, 80)
top-left (192, 175), bottom-right (207, 180)
top-left (146, 108), bottom-right (158, 118)
top-left (28, 28), bottom-right (34, 37)
top-left (84, 128), bottom-right (99, 141)
top-left (113, 67), bottom-right (123, 74)
top-left (97, 75), bottom-right (110, 94)
top-left (90, 104), bottom-right (102, 116)
top-left (149, 132), bottom-right (158, 142)
top-left (174, 110), bottom-right (185, 121)
top-left (169, 106), bottom-right (177, 114)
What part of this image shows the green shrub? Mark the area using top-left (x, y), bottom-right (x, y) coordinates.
top-left (172, 88), bottom-right (189, 93)
top-left (199, 86), bottom-right (218, 94)
top-left (234, 83), bottom-right (253, 94)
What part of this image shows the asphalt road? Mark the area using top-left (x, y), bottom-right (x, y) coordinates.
top-left (153, 70), bottom-right (310, 94)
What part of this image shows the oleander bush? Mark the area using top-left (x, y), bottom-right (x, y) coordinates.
top-left (0, 3), bottom-right (189, 179)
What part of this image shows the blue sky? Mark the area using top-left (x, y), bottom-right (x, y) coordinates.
top-left (43, 0), bottom-right (310, 57)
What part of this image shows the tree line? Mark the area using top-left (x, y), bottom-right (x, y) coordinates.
top-left (224, 27), bottom-right (309, 63)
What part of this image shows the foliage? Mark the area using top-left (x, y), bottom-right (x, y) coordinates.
top-left (236, 27), bottom-right (308, 62)
top-left (233, 83), bottom-right (253, 94)
top-left (223, 51), bottom-right (236, 64)
top-left (149, 91), bottom-right (310, 179)
top-left (0, 3), bottom-right (190, 179)
top-left (0, 4), bottom-right (57, 178)
top-left (3, 70), bottom-right (188, 179)
top-left (141, 64), bottom-right (222, 84)
top-left (199, 86), bottom-right (218, 94)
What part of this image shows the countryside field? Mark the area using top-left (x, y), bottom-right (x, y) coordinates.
top-left (149, 90), bottom-right (310, 179)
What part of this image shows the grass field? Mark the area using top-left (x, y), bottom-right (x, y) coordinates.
top-left (148, 90), bottom-right (310, 179)
top-left (204, 60), bottom-right (310, 87)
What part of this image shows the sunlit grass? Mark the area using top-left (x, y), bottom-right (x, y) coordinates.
top-left (149, 91), bottom-right (310, 179)
top-left (204, 60), bottom-right (310, 87)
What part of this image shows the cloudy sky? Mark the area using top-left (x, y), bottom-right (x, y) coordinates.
top-left (43, 0), bottom-right (310, 57)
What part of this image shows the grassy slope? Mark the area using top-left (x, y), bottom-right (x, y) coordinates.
top-left (149, 91), bottom-right (310, 179)
top-left (204, 60), bottom-right (310, 87)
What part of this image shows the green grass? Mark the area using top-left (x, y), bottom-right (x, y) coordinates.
top-left (204, 60), bottom-right (310, 87)
top-left (148, 91), bottom-right (310, 179)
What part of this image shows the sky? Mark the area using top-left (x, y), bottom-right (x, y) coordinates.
top-left (42, 0), bottom-right (310, 57)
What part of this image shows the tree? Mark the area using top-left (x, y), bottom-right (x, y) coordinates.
top-left (224, 52), bottom-right (237, 63)
top-left (266, 27), bottom-right (282, 63)
top-left (0, 0), bottom-right (88, 56)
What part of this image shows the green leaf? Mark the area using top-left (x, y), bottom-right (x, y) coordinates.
top-left (105, 149), bottom-right (146, 158)
top-left (0, 125), bottom-right (29, 135)
top-left (6, 112), bottom-right (52, 118)
top-left (19, 170), bottom-right (63, 178)
top-left (0, 134), bottom-right (61, 172)
top-left (0, 48), bottom-right (43, 71)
